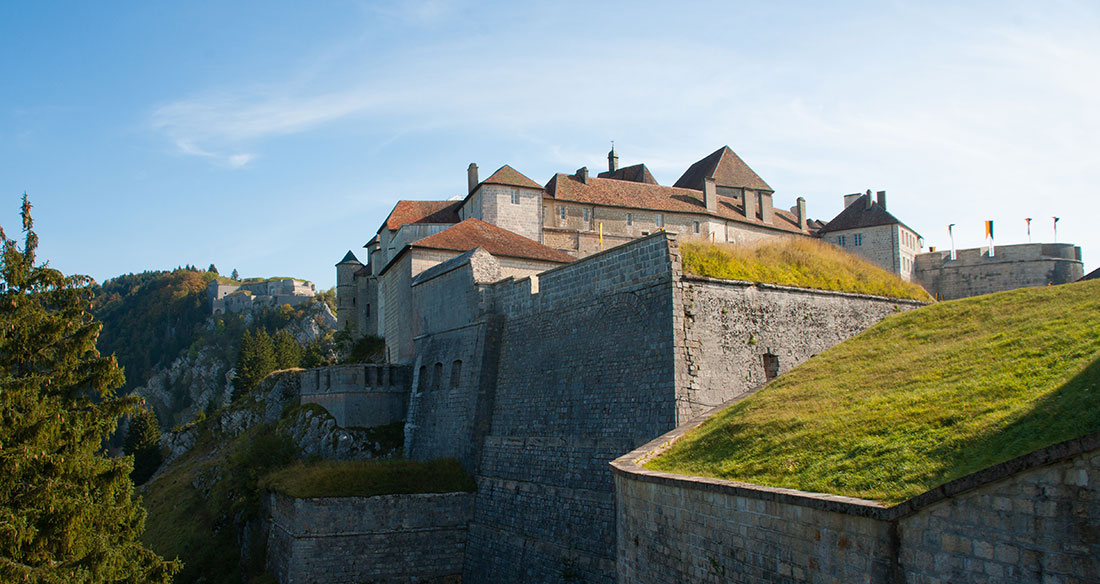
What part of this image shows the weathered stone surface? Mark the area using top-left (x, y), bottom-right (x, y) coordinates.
top-left (266, 492), bottom-right (473, 584)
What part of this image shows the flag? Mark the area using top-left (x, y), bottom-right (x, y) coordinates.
top-left (984, 220), bottom-right (994, 239)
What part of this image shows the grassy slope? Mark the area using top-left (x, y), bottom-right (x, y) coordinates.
top-left (680, 239), bottom-right (932, 301)
top-left (261, 458), bottom-right (475, 499)
top-left (647, 279), bottom-right (1100, 505)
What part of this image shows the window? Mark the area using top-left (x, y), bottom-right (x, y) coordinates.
top-left (365, 304), bottom-right (370, 317)
top-left (656, 214), bottom-right (664, 228)
top-left (763, 353), bottom-right (780, 381)
top-left (583, 208), bottom-right (590, 222)
top-left (418, 366), bottom-right (428, 392)
top-left (838, 235), bottom-right (846, 246)
top-left (626, 213), bottom-right (632, 226)
top-left (854, 233), bottom-right (862, 247)
top-left (450, 360), bottom-right (462, 389)
top-left (510, 189), bottom-right (519, 205)
top-left (432, 362), bottom-right (443, 391)
top-left (559, 206), bottom-right (566, 220)
top-left (693, 221), bottom-right (700, 234)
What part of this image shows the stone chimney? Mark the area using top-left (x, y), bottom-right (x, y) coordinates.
top-left (760, 191), bottom-right (774, 223)
top-left (576, 167), bottom-right (589, 185)
top-left (796, 197), bottom-right (807, 230)
top-left (864, 189), bottom-right (873, 210)
top-left (744, 189), bottom-right (757, 220)
top-left (703, 177), bottom-right (718, 212)
top-left (876, 190), bottom-right (886, 210)
top-left (843, 193), bottom-right (862, 208)
top-left (608, 148), bottom-right (619, 173)
top-left (467, 163), bottom-right (479, 194)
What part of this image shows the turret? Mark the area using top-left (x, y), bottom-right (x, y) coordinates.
top-left (608, 148), bottom-right (619, 173)
top-left (335, 251), bottom-right (363, 332)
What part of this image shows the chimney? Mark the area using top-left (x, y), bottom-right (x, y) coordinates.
top-left (608, 148), bottom-right (619, 173)
top-left (843, 193), bottom-right (862, 208)
top-left (467, 163), bottom-right (479, 194)
top-left (703, 177), bottom-right (718, 212)
top-left (864, 189), bottom-right (873, 210)
top-left (743, 188), bottom-right (757, 220)
top-left (796, 197), bottom-right (807, 230)
top-left (876, 190), bottom-right (886, 210)
top-left (760, 191), bottom-right (774, 223)
top-left (576, 167), bottom-right (589, 185)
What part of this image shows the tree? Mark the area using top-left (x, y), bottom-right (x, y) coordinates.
top-left (124, 407), bottom-right (163, 486)
top-left (272, 329), bottom-right (301, 370)
top-left (207, 264), bottom-right (218, 275)
top-left (0, 195), bottom-right (178, 582)
top-left (231, 268), bottom-right (239, 281)
top-left (232, 329), bottom-right (275, 399)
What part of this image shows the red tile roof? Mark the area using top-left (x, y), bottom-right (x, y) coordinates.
top-left (674, 146), bottom-right (773, 192)
top-left (597, 163), bottom-right (658, 185)
top-left (481, 165), bottom-right (543, 189)
top-left (544, 173), bottom-right (803, 233)
top-left (413, 218), bottom-right (575, 263)
top-left (381, 200), bottom-right (462, 232)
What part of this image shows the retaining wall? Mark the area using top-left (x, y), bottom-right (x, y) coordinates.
top-left (613, 420), bottom-right (1100, 584)
top-left (266, 491), bottom-right (474, 584)
top-left (914, 243), bottom-right (1083, 300)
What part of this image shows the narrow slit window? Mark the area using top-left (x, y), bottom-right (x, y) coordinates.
top-left (450, 360), bottom-right (462, 389)
top-left (432, 362), bottom-right (443, 391)
top-left (627, 213), bottom-right (633, 226)
top-left (693, 221), bottom-right (700, 233)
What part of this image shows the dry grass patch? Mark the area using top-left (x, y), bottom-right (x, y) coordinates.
top-left (680, 238), bottom-right (932, 301)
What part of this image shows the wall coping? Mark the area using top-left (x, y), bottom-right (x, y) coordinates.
top-left (612, 394), bottom-right (1100, 521)
top-left (682, 274), bottom-right (930, 306)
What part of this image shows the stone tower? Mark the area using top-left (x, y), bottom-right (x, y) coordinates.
top-left (335, 250), bottom-right (362, 332)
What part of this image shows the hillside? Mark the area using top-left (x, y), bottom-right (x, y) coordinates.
top-left (680, 239), bottom-right (933, 301)
top-left (90, 268), bottom-right (338, 430)
top-left (646, 279), bottom-right (1100, 505)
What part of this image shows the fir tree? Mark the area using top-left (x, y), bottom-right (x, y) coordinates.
top-left (124, 407), bottom-right (163, 486)
top-left (232, 329), bottom-right (276, 399)
top-left (231, 268), bottom-right (239, 281)
top-left (272, 329), bottom-right (302, 370)
top-left (0, 195), bottom-right (178, 583)
top-left (207, 264), bottom-right (218, 275)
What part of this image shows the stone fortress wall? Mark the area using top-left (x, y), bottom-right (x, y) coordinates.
top-left (613, 425), bottom-right (1100, 584)
top-left (914, 242), bottom-right (1083, 301)
top-left (266, 491), bottom-right (474, 584)
top-left (298, 364), bottom-right (411, 428)
top-left (286, 233), bottom-right (925, 583)
top-left (208, 278), bottom-right (316, 315)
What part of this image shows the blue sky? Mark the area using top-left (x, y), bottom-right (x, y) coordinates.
top-left (2, 1), bottom-right (1098, 288)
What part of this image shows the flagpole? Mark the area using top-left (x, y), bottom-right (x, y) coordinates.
top-left (948, 224), bottom-right (956, 260)
top-left (1026, 218), bottom-right (1032, 243)
top-left (1053, 217), bottom-right (1059, 242)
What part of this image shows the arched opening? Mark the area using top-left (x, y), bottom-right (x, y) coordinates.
top-left (433, 362), bottom-right (443, 391)
top-left (762, 353), bottom-right (780, 381)
top-left (450, 360), bottom-right (463, 389)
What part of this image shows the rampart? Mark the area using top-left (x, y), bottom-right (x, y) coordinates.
top-left (299, 364), bottom-right (411, 428)
top-left (914, 243), bottom-right (1082, 300)
top-left (397, 233), bottom-right (923, 583)
top-left (613, 417), bottom-right (1100, 583)
top-left (266, 491), bottom-right (474, 584)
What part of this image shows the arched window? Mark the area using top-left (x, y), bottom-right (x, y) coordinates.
top-left (450, 360), bottom-right (463, 389)
top-left (433, 362), bottom-right (443, 391)
top-left (418, 365), bottom-right (428, 392)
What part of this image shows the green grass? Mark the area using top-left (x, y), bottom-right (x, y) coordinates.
top-left (680, 239), bottom-right (933, 301)
top-left (260, 458), bottom-right (475, 499)
top-left (646, 279), bottom-right (1100, 505)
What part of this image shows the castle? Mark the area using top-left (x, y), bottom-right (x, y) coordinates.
top-left (208, 278), bottom-right (316, 314)
top-left (292, 146), bottom-right (1089, 583)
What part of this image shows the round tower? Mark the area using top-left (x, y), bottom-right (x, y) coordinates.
top-left (335, 250), bottom-right (363, 332)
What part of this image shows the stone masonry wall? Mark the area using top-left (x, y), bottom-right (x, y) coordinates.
top-left (464, 233), bottom-right (680, 584)
top-left (266, 491), bottom-right (474, 584)
top-left (677, 277), bottom-right (925, 420)
top-left (914, 243), bottom-right (1083, 300)
top-left (298, 364), bottom-right (411, 428)
top-left (613, 419), bottom-right (1100, 584)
